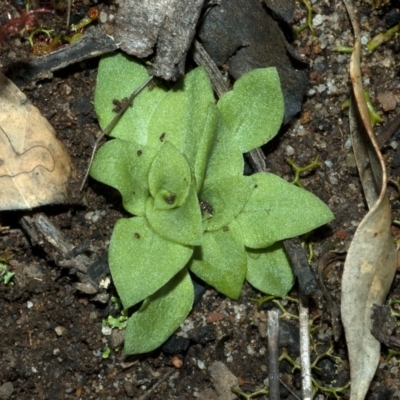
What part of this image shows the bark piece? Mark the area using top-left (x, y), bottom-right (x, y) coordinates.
top-left (198, 0), bottom-right (308, 123)
top-left (114, 0), bottom-right (204, 80)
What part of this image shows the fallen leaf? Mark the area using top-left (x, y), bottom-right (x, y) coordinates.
top-left (0, 72), bottom-right (72, 210)
top-left (340, 2), bottom-right (397, 399)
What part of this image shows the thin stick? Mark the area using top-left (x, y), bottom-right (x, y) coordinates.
top-left (267, 310), bottom-right (280, 400)
top-left (137, 369), bottom-right (174, 400)
top-left (80, 76), bottom-right (154, 191)
top-left (66, 0), bottom-right (72, 28)
top-left (279, 378), bottom-right (301, 400)
top-left (299, 292), bottom-right (312, 400)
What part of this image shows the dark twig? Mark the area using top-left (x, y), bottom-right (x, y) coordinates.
top-left (283, 238), bottom-right (318, 296)
top-left (267, 310), bottom-right (280, 400)
top-left (279, 378), bottom-right (301, 400)
top-left (80, 76), bottom-right (154, 191)
top-left (137, 369), bottom-right (174, 400)
top-left (377, 112), bottom-right (400, 149)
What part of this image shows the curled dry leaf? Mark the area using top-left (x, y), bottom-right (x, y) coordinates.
top-left (341, 2), bottom-right (397, 399)
top-left (0, 73), bottom-right (72, 210)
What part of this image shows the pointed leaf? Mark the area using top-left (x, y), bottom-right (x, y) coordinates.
top-left (236, 172), bottom-right (334, 248)
top-left (109, 217), bottom-right (193, 309)
top-left (189, 219), bottom-right (246, 299)
top-left (217, 68), bottom-right (284, 153)
top-left (146, 183), bottom-right (202, 245)
top-left (200, 175), bottom-right (255, 231)
top-left (90, 139), bottom-right (157, 216)
top-left (124, 268), bottom-right (194, 355)
top-left (148, 141), bottom-right (191, 210)
top-left (246, 243), bottom-right (294, 297)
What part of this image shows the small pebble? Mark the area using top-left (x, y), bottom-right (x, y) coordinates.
top-left (313, 14), bottom-right (324, 26)
top-left (124, 381), bottom-right (135, 397)
top-left (377, 92), bottom-right (397, 112)
top-left (27, 301), bottom-right (33, 309)
top-left (285, 145), bottom-right (295, 156)
top-left (344, 136), bottom-right (352, 150)
top-left (206, 312), bottom-right (225, 324)
top-left (0, 382), bottom-right (14, 400)
top-left (99, 11), bottom-right (108, 23)
top-left (171, 356), bottom-right (183, 369)
top-left (55, 326), bottom-right (66, 336)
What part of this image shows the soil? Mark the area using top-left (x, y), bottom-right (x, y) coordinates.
top-left (1, 1), bottom-right (400, 399)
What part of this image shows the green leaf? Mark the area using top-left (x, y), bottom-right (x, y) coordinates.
top-left (148, 141), bottom-right (191, 210)
top-left (204, 119), bottom-right (244, 181)
top-left (200, 175), bottom-right (255, 231)
top-left (109, 217), bottom-right (193, 309)
top-left (246, 243), bottom-right (294, 297)
top-left (94, 53), bottom-right (167, 143)
top-left (191, 104), bottom-right (219, 193)
top-left (146, 67), bottom-right (216, 152)
top-left (217, 68), bottom-right (284, 153)
top-left (189, 219), bottom-right (246, 299)
top-left (146, 183), bottom-right (202, 245)
top-left (124, 268), bottom-right (194, 355)
top-left (236, 172), bottom-right (334, 248)
top-left (89, 139), bottom-right (157, 216)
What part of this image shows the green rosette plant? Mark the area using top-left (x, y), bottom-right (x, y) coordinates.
top-left (90, 53), bottom-right (334, 355)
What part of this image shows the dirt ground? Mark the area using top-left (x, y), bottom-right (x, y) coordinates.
top-left (1, 1), bottom-right (400, 399)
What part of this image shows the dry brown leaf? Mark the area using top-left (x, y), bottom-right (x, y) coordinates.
top-left (341, 2), bottom-right (397, 399)
top-left (0, 72), bottom-right (72, 210)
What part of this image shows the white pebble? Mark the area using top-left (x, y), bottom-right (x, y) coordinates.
top-left (324, 160), bottom-right (333, 168)
top-left (285, 145), bottom-right (295, 156)
top-left (313, 14), bottom-right (324, 26)
top-left (27, 301), bottom-right (33, 309)
top-left (328, 173), bottom-right (338, 185)
top-left (390, 140), bottom-right (398, 150)
top-left (102, 326), bottom-right (112, 336)
top-left (344, 136), bottom-right (352, 150)
top-left (99, 11), bottom-right (108, 23)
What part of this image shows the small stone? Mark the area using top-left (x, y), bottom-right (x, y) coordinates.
top-left (124, 381), bottom-right (135, 397)
top-left (187, 325), bottom-right (216, 344)
top-left (258, 321), bottom-right (267, 338)
top-left (99, 11), bottom-right (108, 23)
top-left (55, 326), bottom-right (66, 336)
top-left (335, 229), bottom-right (347, 240)
top-left (377, 92), bottom-right (397, 112)
top-left (0, 382), bottom-right (14, 400)
top-left (206, 312), bottom-right (225, 324)
top-left (110, 329), bottom-right (125, 348)
top-left (171, 356), bottom-right (183, 369)
top-left (285, 145), bottom-right (295, 156)
top-left (162, 335), bottom-right (190, 354)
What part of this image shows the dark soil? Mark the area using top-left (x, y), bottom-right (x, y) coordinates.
top-left (1, 1), bottom-right (400, 399)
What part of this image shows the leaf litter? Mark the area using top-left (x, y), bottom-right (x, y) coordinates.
top-left (341, 1), bottom-right (397, 399)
